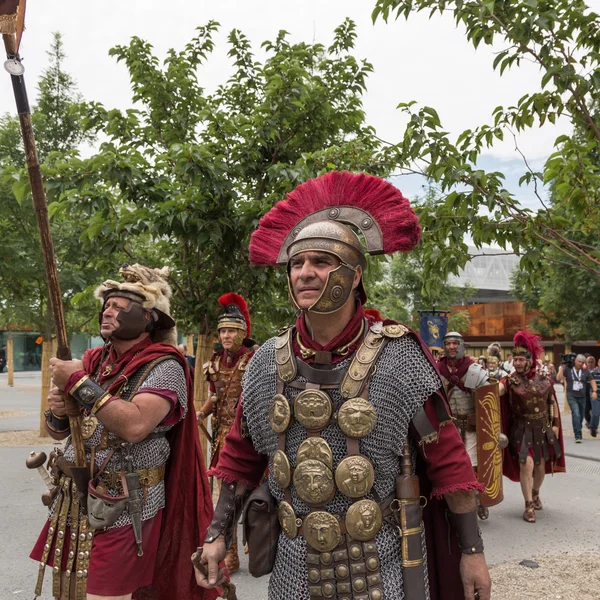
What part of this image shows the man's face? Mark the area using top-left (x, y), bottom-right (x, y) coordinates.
top-left (586, 356), bottom-right (596, 369)
top-left (513, 356), bottom-right (528, 373)
top-left (574, 356), bottom-right (585, 370)
top-left (289, 251), bottom-right (360, 310)
top-left (100, 296), bottom-right (132, 338)
top-left (444, 339), bottom-right (460, 360)
top-left (219, 327), bottom-right (242, 351)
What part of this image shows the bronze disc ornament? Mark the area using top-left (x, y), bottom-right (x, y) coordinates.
top-left (294, 389), bottom-right (333, 431)
top-left (345, 500), bottom-right (382, 542)
top-left (293, 459), bottom-right (335, 506)
top-left (270, 394), bottom-right (291, 433)
top-left (272, 450), bottom-right (292, 489)
top-left (337, 398), bottom-right (377, 439)
top-left (335, 455), bottom-right (375, 499)
top-left (303, 511), bottom-right (343, 553)
top-left (278, 501), bottom-right (299, 539)
top-left (296, 438), bottom-right (334, 470)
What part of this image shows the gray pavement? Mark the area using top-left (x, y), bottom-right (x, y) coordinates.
top-left (1, 374), bottom-right (600, 599)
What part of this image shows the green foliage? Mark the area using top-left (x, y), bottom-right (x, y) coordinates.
top-left (370, 187), bottom-right (475, 329)
top-left (372, 0), bottom-right (600, 281)
top-left (50, 21), bottom-right (386, 339)
top-left (0, 33), bottom-right (117, 337)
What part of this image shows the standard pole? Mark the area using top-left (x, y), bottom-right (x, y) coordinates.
top-left (2, 32), bottom-right (85, 465)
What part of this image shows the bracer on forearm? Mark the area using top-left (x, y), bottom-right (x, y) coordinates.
top-left (448, 511), bottom-right (484, 554)
top-left (205, 481), bottom-right (250, 549)
top-left (44, 409), bottom-right (70, 433)
top-left (68, 375), bottom-right (111, 413)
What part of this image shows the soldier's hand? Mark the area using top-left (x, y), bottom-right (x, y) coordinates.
top-left (49, 358), bottom-right (84, 391)
top-left (196, 410), bottom-right (205, 421)
top-left (552, 425), bottom-right (559, 438)
top-left (48, 387), bottom-right (66, 416)
top-left (193, 538), bottom-right (227, 588)
top-left (460, 553), bottom-right (491, 600)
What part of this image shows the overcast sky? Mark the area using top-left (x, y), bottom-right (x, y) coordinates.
top-left (0, 0), bottom-right (590, 205)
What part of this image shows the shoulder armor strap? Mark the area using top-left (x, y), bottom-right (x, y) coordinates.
top-left (341, 326), bottom-right (389, 399)
top-left (202, 360), bottom-right (211, 378)
top-left (238, 353), bottom-right (251, 372)
top-left (126, 355), bottom-right (176, 399)
top-left (275, 327), bottom-right (296, 383)
top-left (381, 323), bottom-right (409, 338)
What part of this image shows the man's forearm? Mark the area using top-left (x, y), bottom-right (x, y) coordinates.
top-left (444, 489), bottom-right (477, 514)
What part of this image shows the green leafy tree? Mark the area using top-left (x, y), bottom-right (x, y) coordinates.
top-left (372, 0), bottom-right (600, 283)
top-left (0, 33), bottom-right (122, 339)
top-left (50, 20), bottom-right (386, 341)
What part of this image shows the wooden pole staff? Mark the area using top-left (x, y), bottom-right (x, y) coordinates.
top-left (1, 17), bottom-right (86, 466)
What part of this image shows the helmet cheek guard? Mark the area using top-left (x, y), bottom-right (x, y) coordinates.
top-left (100, 301), bottom-right (152, 341)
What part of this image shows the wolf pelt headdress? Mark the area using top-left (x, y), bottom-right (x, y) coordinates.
top-left (95, 264), bottom-right (177, 346)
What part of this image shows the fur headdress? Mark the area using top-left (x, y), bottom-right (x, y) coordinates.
top-left (95, 264), bottom-right (177, 346)
top-left (487, 342), bottom-right (502, 360)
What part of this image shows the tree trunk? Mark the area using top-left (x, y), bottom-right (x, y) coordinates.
top-left (7, 333), bottom-right (13, 387)
top-left (194, 334), bottom-right (213, 467)
top-left (186, 334), bottom-right (194, 357)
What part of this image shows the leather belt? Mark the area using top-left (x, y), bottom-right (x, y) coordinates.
top-left (100, 464), bottom-right (166, 489)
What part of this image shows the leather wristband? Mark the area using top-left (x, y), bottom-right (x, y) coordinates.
top-left (205, 481), bottom-right (250, 549)
top-left (44, 409), bottom-right (70, 433)
top-left (448, 510), bottom-right (484, 554)
top-left (67, 374), bottom-right (111, 412)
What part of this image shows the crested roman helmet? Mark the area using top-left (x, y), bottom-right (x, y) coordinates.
top-left (512, 329), bottom-right (542, 378)
top-left (216, 293), bottom-right (253, 351)
top-left (443, 331), bottom-right (466, 359)
top-left (249, 171), bottom-right (421, 314)
top-left (95, 264), bottom-right (177, 346)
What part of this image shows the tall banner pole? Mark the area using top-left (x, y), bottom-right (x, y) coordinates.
top-left (1, 2), bottom-right (86, 465)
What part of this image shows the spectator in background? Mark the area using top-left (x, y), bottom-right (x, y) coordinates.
top-left (477, 355), bottom-right (488, 369)
top-left (557, 354), bottom-right (598, 443)
top-left (502, 352), bottom-right (514, 374)
top-left (546, 362), bottom-right (557, 383)
top-left (585, 356), bottom-right (600, 437)
top-left (178, 343), bottom-right (196, 371)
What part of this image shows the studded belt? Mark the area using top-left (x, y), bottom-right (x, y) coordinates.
top-left (100, 465), bottom-right (165, 490)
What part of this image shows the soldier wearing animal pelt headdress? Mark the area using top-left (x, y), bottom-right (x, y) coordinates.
top-left (500, 330), bottom-right (566, 523)
top-left (198, 293), bottom-right (257, 574)
top-left (31, 264), bottom-right (217, 600)
top-left (195, 172), bottom-right (491, 600)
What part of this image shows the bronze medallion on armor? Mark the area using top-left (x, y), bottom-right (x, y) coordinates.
top-left (293, 459), bottom-right (335, 506)
top-left (345, 499), bottom-right (383, 542)
top-left (294, 389), bottom-right (333, 431)
top-left (337, 398), bottom-right (377, 439)
top-left (335, 455), bottom-right (375, 498)
top-left (272, 450), bottom-right (292, 489)
top-left (278, 501), bottom-right (299, 539)
top-left (304, 511), bottom-right (342, 552)
top-left (270, 394), bottom-right (291, 433)
top-left (81, 415), bottom-right (99, 440)
top-left (297, 438), bottom-right (333, 470)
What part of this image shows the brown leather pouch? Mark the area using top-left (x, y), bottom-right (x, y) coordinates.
top-left (242, 481), bottom-right (280, 577)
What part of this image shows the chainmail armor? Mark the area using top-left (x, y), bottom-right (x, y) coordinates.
top-left (243, 333), bottom-right (441, 600)
top-left (50, 358), bottom-right (187, 530)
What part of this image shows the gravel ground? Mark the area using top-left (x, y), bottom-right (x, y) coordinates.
top-left (0, 429), bottom-right (60, 447)
top-left (489, 551), bottom-right (600, 599)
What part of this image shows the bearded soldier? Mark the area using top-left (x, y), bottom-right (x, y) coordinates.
top-left (194, 172), bottom-right (491, 600)
top-left (500, 330), bottom-right (566, 523)
top-left (30, 264), bottom-right (216, 600)
top-left (437, 332), bottom-right (493, 520)
top-left (198, 293), bottom-right (256, 573)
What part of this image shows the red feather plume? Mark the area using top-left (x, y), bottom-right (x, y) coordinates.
top-left (513, 329), bottom-right (542, 375)
top-left (249, 171), bottom-right (421, 265)
top-left (218, 293), bottom-right (251, 337)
